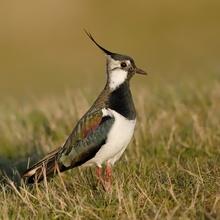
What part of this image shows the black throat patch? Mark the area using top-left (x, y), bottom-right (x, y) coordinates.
top-left (108, 82), bottom-right (136, 120)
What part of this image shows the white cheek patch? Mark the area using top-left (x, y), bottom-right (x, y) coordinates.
top-left (109, 69), bottom-right (128, 90)
top-left (107, 57), bottom-right (129, 90)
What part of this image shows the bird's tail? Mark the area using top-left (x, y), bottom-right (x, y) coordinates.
top-left (23, 147), bottom-right (62, 183)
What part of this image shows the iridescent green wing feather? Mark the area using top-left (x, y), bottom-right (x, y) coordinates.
top-left (57, 109), bottom-right (114, 169)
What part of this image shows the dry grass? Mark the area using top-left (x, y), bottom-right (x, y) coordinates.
top-left (0, 77), bottom-right (220, 219)
top-left (1, 1), bottom-right (220, 219)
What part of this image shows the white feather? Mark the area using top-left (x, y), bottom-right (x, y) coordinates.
top-left (84, 108), bottom-right (136, 167)
top-left (109, 69), bottom-right (128, 90)
top-left (24, 167), bottom-right (38, 176)
top-left (107, 57), bottom-right (130, 90)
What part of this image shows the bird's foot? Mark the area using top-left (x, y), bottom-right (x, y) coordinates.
top-left (96, 165), bottom-right (112, 193)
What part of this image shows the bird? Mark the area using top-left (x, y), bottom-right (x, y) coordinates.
top-left (23, 30), bottom-right (146, 191)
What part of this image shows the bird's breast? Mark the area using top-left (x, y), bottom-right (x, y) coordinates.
top-left (84, 108), bottom-right (136, 167)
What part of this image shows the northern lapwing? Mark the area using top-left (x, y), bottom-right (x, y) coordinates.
top-left (23, 31), bottom-right (146, 191)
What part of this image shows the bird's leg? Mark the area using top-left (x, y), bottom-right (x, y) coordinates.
top-left (96, 166), bottom-right (105, 191)
top-left (106, 164), bottom-right (112, 192)
top-left (106, 164), bottom-right (111, 184)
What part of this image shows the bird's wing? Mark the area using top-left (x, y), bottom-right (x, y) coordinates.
top-left (57, 109), bottom-right (115, 169)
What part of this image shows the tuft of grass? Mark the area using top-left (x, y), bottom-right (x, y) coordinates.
top-left (0, 78), bottom-right (220, 219)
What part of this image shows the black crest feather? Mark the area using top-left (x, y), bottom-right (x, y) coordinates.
top-left (84, 30), bottom-right (113, 55)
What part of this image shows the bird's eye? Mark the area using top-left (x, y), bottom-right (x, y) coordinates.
top-left (121, 62), bottom-right (127, 68)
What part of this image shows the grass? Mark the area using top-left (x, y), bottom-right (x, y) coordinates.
top-left (0, 75), bottom-right (220, 219)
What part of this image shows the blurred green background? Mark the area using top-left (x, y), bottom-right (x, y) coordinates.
top-left (0, 0), bottom-right (220, 100)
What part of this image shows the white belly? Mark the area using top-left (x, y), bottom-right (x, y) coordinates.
top-left (84, 109), bottom-right (136, 167)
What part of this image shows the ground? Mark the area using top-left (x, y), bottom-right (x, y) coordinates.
top-left (0, 74), bottom-right (220, 219)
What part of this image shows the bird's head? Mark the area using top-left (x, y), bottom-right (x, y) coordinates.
top-left (85, 30), bottom-right (146, 90)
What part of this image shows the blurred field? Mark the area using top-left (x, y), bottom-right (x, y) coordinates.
top-left (1, 80), bottom-right (220, 219)
top-left (0, 1), bottom-right (220, 99)
top-left (0, 1), bottom-right (220, 219)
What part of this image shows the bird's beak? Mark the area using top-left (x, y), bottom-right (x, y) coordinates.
top-left (135, 67), bottom-right (147, 75)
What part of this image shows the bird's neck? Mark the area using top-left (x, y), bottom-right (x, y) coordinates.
top-left (107, 81), bottom-right (136, 120)
top-left (91, 81), bottom-right (136, 120)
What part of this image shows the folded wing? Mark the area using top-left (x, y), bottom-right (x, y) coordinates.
top-left (23, 109), bottom-right (115, 183)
